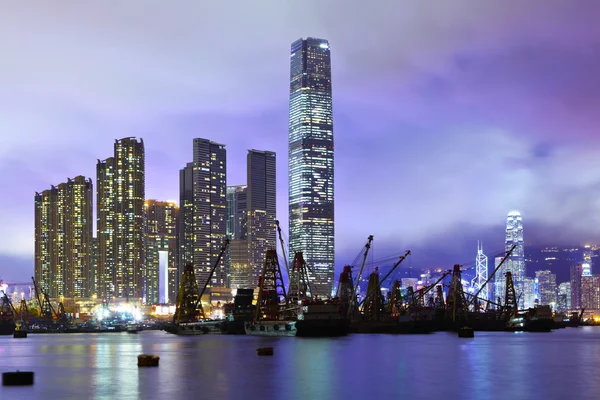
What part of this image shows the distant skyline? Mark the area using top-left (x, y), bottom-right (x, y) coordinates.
top-left (2, 1), bottom-right (600, 282)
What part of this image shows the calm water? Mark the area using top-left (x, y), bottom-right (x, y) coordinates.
top-left (1, 328), bottom-right (600, 400)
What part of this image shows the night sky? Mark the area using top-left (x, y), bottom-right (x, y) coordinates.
top-left (1, 1), bottom-right (600, 283)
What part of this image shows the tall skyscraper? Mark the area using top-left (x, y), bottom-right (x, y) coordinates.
top-left (472, 242), bottom-right (488, 302)
top-left (226, 185), bottom-right (247, 240)
top-left (179, 139), bottom-right (227, 289)
top-left (178, 162), bottom-right (194, 279)
top-left (227, 185), bottom-right (248, 291)
top-left (583, 244), bottom-right (593, 276)
top-left (558, 282), bottom-right (571, 312)
top-left (496, 211), bottom-right (526, 308)
top-left (535, 270), bottom-right (557, 309)
top-left (34, 176), bottom-right (93, 298)
top-left (523, 277), bottom-right (536, 309)
top-left (97, 157), bottom-right (115, 298)
top-left (570, 263), bottom-right (583, 310)
top-left (145, 200), bottom-right (179, 304)
top-left (247, 150), bottom-right (277, 288)
top-left (581, 275), bottom-right (600, 310)
top-left (97, 137), bottom-right (145, 300)
top-left (288, 37), bottom-right (335, 296)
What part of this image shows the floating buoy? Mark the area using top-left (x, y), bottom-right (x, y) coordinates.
top-left (458, 326), bottom-right (475, 338)
top-left (3, 371), bottom-right (34, 386)
top-left (13, 330), bottom-right (28, 339)
top-left (256, 347), bottom-right (274, 356)
top-left (137, 354), bottom-right (160, 367)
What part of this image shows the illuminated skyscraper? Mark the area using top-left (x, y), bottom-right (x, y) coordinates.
top-left (145, 200), bottom-right (179, 303)
top-left (535, 270), bottom-right (557, 309)
top-left (558, 282), bottom-right (571, 311)
top-left (35, 176), bottom-right (93, 298)
top-left (247, 150), bottom-right (277, 288)
top-left (179, 139), bottom-right (227, 289)
top-left (288, 37), bottom-right (335, 296)
top-left (581, 275), bottom-right (600, 310)
top-left (495, 211), bottom-right (526, 308)
top-left (227, 185), bottom-right (248, 290)
top-left (97, 137), bottom-right (145, 300)
top-left (178, 162), bottom-right (194, 278)
top-left (570, 263), bottom-right (583, 309)
top-left (471, 241), bottom-right (488, 303)
top-left (583, 244), bottom-right (592, 276)
top-left (35, 188), bottom-right (56, 295)
top-left (226, 185), bottom-right (247, 240)
top-left (523, 277), bottom-right (536, 309)
top-left (97, 157), bottom-right (115, 298)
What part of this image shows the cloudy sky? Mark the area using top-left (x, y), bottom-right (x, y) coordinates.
top-left (1, 1), bottom-right (599, 282)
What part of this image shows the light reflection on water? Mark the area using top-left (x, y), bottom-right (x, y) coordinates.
top-left (1, 329), bottom-right (600, 399)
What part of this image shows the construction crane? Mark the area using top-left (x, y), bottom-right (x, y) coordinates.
top-left (348, 235), bottom-right (374, 318)
top-left (358, 250), bottom-right (411, 309)
top-left (254, 249), bottom-right (289, 322)
top-left (288, 252), bottom-right (313, 304)
top-left (31, 276), bottom-right (58, 326)
top-left (173, 239), bottom-right (229, 324)
top-left (275, 220), bottom-right (291, 280)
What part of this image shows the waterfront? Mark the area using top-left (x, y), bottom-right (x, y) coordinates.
top-left (2, 329), bottom-right (600, 399)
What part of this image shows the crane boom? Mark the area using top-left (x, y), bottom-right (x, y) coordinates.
top-left (196, 239), bottom-right (230, 308)
top-left (358, 250), bottom-right (410, 307)
top-left (348, 235), bottom-right (374, 318)
top-left (276, 220), bottom-right (291, 280)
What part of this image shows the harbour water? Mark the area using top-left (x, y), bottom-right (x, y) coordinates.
top-left (2, 328), bottom-right (600, 400)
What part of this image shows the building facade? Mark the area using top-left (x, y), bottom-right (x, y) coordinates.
top-left (34, 176), bottom-right (93, 298)
top-left (557, 282), bottom-right (571, 312)
top-left (570, 263), bottom-right (583, 310)
top-left (226, 185), bottom-right (247, 240)
top-left (97, 137), bottom-right (145, 300)
top-left (246, 150), bottom-right (277, 290)
top-left (288, 37), bottom-right (335, 296)
top-left (535, 270), bottom-right (557, 309)
top-left (583, 244), bottom-right (593, 276)
top-left (145, 200), bottom-right (179, 304)
top-left (495, 211), bottom-right (525, 308)
top-left (178, 162), bottom-right (194, 280)
top-left (179, 139), bottom-right (228, 289)
top-left (227, 185), bottom-right (248, 291)
top-left (581, 275), bottom-right (600, 310)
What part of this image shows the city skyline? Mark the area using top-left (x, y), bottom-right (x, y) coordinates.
top-left (3, 2), bottom-right (600, 282)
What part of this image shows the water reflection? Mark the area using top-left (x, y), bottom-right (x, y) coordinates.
top-left (3, 329), bottom-right (600, 399)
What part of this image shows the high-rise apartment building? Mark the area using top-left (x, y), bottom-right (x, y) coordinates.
top-left (97, 137), bottom-right (145, 300)
top-left (523, 277), bottom-right (536, 309)
top-left (179, 139), bottom-right (227, 289)
top-left (227, 185), bottom-right (248, 291)
top-left (226, 185), bottom-right (247, 240)
top-left (247, 150), bottom-right (277, 288)
top-left (97, 157), bottom-right (115, 298)
top-left (145, 200), bottom-right (179, 304)
top-left (581, 275), bottom-right (600, 310)
top-left (34, 176), bottom-right (93, 298)
top-left (535, 270), bottom-right (557, 309)
top-left (570, 263), bottom-right (583, 310)
top-left (178, 162), bottom-right (194, 279)
top-left (288, 37), bottom-right (335, 296)
top-left (558, 282), bottom-right (571, 312)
